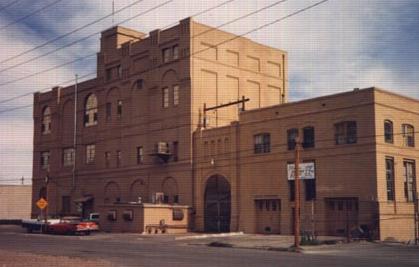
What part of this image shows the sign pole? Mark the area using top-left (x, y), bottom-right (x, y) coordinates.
top-left (44, 175), bottom-right (49, 233)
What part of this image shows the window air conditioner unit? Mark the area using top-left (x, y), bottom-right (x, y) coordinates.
top-left (156, 142), bottom-right (169, 154)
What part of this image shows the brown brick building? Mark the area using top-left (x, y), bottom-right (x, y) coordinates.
top-left (194, 88), bottom-right (419, 241)
top-left (32, 18), bottom-right (418, 241)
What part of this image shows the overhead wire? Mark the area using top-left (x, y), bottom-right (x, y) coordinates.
top-left (0, 0), bottom-right (65, 31)
top-left (0, 0), bottom-right (295, 107)
top-left (0, 0), bottom-right (237, 97)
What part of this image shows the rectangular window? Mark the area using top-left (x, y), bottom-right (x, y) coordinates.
top-left (86, 144), bottom-right (95, 164)
top-left (41, 151), bottom-right (50, 170)
top-left (163, 48), bottom-right (171, 63)
top-left (61, 196), bottom-right (71, 214)
top-left (105, 151), bottom-right (111, 168)
top-left (173, 45), bottom-right (179, 60)
top-left (385, 157), bottom-right (395, 201)
top-left (289, 180), bottom-right (295, 201)
top-left (173, 85), bottom-right (179, 106)
top-left (116, 65), bottom-right (122, 78)
top-left (402, 124), bottom-right (415, 147)
top-left (287, 128), bottom-right (298, 150)
top-left (117, 100), bottom-right (122, 118)
top-left (404, 160), bottom-right (416, 202)
top-left (116, 150), bottom-right (121, 167)
top-left (136, 146), bottom-right (143, 164)
top-left (106, 102), bottom-right (112, 121)
top-left (135, 79), bottom-right (143, 90)
top-left (162, 87), bottom-right (169, 108)
top-left (303, 127), bottom-right (315, 148)
top-left (254, 133), bottom-right (270, 154)
top-left (335, 121), bottom-right (357, 145)
top-left (106, 68), bottom-right (112, 81)
top-left (172, 141), bottom-right (178, 162)
top-left (384, 120), bottom-right (393, 143)
top-left (304, 179), bottom-right (316, 201)
top-left (63, 148), bottom-right (75, 167)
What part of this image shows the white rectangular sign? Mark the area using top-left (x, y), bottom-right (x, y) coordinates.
top-left (287, 162), bottom-right (315, 180)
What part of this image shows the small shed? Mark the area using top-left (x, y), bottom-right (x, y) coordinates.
top-left (98, 203), bottom-right (190, 234)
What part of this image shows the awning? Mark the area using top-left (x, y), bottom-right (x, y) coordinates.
top-left (73, 196), bottom-right (94, 203)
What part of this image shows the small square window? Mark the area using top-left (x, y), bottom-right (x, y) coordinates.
top-left (254, 133), bottom-right (270, 154)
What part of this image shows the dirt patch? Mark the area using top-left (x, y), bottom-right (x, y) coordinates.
top-left (0, 249), bottom-right (116, 267)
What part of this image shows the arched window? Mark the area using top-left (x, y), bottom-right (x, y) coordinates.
top-left (41, 106), bottom-right (51, 134)
top-left (402, 124), bottom-right (415, 147)
top-left (104, 181), bottom-right (121, 204)
top-left (162, 177), bottom-right (179, 204)
top-left (384, 120), bottom-right (393, 144)
top-left (84, 94), bottom-right (98, 127)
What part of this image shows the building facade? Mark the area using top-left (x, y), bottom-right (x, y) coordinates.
top-left (194, 88), bottom-right (419, 241)
top-left (31, 18), bottom-right (287, 222)
top-left (32, 18), bottom-right (418, 241)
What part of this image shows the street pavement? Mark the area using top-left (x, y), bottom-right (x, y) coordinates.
top-left (1, 225), bottom-right (419, 267)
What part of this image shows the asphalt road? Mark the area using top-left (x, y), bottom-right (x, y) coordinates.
top-left (1, 227), bottom-right (419, 267)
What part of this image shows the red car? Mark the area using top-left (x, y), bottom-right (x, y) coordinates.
top-left (47, 217), bottom-right (99, 235)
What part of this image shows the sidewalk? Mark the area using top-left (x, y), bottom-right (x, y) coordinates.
top-left (178, 233), bottom-right (346, 252)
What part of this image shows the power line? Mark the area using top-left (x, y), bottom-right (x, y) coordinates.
top-left (0, 53), bottom-right (96, 87)
top-left (0, 0), bottom-right (65, 31)
top-left (0, 0), bottom-right (287, 105)
top-left (0, 0), bottom-right (174, 76)
top-left (0, 0), bottom-right (23, 13)
top-left (0, 0), bottom-right (148, 66)
top-left (0, 71), bottom-right (95, 107)
top-left (0, 0), bottom-right (329, 114)
top-left (0, 0), bottom-right (237, 98)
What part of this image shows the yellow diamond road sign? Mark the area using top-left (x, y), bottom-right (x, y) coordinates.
top-left (36, 198), bottom-right (48, 210)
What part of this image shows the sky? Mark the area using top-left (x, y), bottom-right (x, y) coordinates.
top-left (0, 0), bottom-right (418, 184)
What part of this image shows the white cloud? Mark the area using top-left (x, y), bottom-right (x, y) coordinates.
top-left (0, 0), bottom-right (418, 183)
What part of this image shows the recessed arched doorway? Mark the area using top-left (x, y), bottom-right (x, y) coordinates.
top-left (204, 175), bottom-right (231, 232)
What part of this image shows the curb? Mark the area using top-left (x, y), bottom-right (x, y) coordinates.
top-left (175, 232), bottom-right (244, 240)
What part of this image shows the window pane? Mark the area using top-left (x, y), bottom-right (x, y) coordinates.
top-left (162, 88), bottom-right (169, 108)
top-left (404, 161), bottom-right (415, 202)
top-left (254, 133), bottom-right (270, 153)
top-left (173, 85), bottom-right (179, 106)
top-left (173, 45), bottom-right (179, 60)
top-left (385, 157), bottom-right (395, 201)
top-left (86, 145), bottom-right (95, 163)
top-left (163, 48), bottom-right (171, 63)
top-left (303, 127), bottom-right (315, 148)
top-left (287, 128), bottom-right (298, 150)
top-left (384, 121), bottom-right (393, 143)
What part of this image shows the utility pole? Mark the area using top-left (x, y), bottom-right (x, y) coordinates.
top-left (72, 74), bottom-right (78, 190)
top-left (412, 167), bottom-right (418, 245)
top-left (294, 137), bottom-right (302, 249)
top-left (203, 96), bottom-right (249, 128)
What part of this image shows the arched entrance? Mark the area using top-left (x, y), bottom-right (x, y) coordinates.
top-left (204, 175), bottom-right (231, 232)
